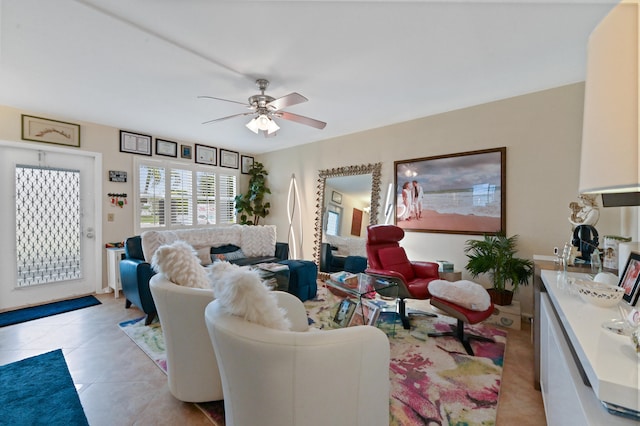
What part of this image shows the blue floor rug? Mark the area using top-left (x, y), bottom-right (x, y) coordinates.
top-left (0, 349), bottom-right (89, 426)
top-left (0, 295), bottom-right (101, 327)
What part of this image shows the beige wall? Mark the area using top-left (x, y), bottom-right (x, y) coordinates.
top-left (0, 83), bottom-right (633, 316)
top-left (258, 83), bottom-right (631, 317)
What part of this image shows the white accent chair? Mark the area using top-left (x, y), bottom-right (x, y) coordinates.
top-left (149, 275), bottom-right (313, 403)
top-left (204, 297), bottom-right (391, 426)
top-left (149, 274), bottom-right (221, 402)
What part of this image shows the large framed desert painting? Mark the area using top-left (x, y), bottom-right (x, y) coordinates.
top-left (394, 147), bottom-right (505, 235)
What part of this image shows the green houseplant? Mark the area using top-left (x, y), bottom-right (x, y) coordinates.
top-left (464, 233), bottom-right (534, 306)
top-left (234, 161), bottom-right (271, 225)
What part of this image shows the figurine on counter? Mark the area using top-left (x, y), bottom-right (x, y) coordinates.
top-left (569, 194), bottom-right (600, 262)
top-left (568, 194), bottom-right (600, 227)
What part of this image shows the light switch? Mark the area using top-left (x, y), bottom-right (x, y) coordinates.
top-left (107, 213), bottom-right (115, 222)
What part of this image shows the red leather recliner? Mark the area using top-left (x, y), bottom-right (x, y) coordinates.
top-left (365, 224), bottom-right (440, 329)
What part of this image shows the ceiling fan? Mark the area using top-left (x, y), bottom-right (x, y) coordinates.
top-left (199, 79), bottom-right (327, 136)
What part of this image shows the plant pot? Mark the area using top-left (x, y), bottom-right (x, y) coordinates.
top-left (487, 288), bottom-right (513, 306)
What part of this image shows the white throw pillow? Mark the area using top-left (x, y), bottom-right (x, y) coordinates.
top-left (241, 225), bottom-right (276, 257)
top-left (195, 246), bottom-right (213, 266)
top-left (141, 230), bottom-right (178, 262)
top-left (428, 279), bottom-right (491, 311)
top-left (207, 261), bottom-right (291, 330)
top-left (151, 240), bottom-right (209, 288)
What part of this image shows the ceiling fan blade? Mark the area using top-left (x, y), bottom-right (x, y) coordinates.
top-left (202, 112), bottom-right (254, 125)
top-left (267, 93), bottom-right (308, 111)
top-left (198, 95), bottom-right (249, 107)
top-left (276, 111), bottom-right (326, 129)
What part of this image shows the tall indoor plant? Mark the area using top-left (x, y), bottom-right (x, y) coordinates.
top-left (464, 233), bottom-right (534, 305)
top-left (234, 161), bottom-right (271, 225)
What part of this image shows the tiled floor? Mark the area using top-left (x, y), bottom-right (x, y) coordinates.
top-left (0, 292), bottom-right (546, 425)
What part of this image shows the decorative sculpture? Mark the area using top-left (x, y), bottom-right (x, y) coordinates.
top-left (569, 194), bottom-right (600, 262)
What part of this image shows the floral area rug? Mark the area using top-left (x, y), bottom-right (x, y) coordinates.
top-left (119, 285), bottom-right (507, 426)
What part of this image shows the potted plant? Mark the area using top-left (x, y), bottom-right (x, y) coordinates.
top-left (234, 161), bottom-right (271, 225)
top-left (464, 233), bottom-right (534, 306)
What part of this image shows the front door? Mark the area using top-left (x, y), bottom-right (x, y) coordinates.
top-left (0, 141), bottom-right (101, 310)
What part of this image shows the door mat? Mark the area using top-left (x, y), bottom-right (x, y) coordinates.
top-left (0, 295), bottom-right (101, 327)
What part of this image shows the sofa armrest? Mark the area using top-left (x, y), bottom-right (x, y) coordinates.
top-left (275, 242), bottom-right (289, 261)
top-left (120, 258), bottom-right (157, 315)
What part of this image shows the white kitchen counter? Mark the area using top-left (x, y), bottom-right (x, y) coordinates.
top-left (540, 269), bottom-right (639, 422)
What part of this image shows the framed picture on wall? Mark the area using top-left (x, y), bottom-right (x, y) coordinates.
top-left (155, 139), bottom-right (178, 157)
top-left (120, 130), bottom-right (152, 156)
top-left (195, 144), bottom-right (217, 165)
top-left (21, 115), bottom-right (81, 147)
top-left (394, 147), bottom-right (506, 235)
top-left (181, 144), bottom-right (192, 159)
top-left (220, 149), bottom-right (239, 169)
top-left (241, 155), bottom-right (254, 174)
top-left (331, 190), bottom-right (342, 204)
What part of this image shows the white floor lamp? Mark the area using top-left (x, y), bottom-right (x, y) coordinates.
top-left (287, 173), bottom-right (303, 259)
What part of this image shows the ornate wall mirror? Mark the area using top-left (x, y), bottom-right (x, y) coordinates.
top-left (313, 163), bottom-right (382, 265)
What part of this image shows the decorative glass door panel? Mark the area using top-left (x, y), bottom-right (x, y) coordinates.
top-left (15, 165), bottom-right (82, 286)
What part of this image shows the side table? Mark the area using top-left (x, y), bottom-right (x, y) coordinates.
top-left (106, 247), bottom-right (126, 298)
top-left (439, 271), bottom-right (462, 281)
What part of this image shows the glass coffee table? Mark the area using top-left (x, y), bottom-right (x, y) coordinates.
top-left (254, 263), bottom-right (290, 292)
top-left (324, 273), bottom-right (399, 335)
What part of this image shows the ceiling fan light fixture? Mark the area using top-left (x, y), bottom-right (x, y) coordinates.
top-left (266, 118), bottom-right (280, 134)
top-left (257, 114), bottom-right (271, 130)
top-left (245, 117), bottom-right (260, 134)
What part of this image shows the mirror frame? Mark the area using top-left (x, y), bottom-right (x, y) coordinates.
top-left (313, 162), bottom-right (382, 265)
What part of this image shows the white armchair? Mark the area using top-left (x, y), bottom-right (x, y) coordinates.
top-left (150, 275), bottom-right (312, 403)
top-left (204, 298), bottom-right (391, 426)
top-left (149, 274), bottom-right (221, 403)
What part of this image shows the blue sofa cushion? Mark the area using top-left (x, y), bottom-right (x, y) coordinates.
top-left (211, 244), bottom-right (241, 255)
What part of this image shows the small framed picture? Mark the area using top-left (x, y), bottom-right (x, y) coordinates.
top-left (108, 170), bottom-right (127, 183)
top-left (22, 115), bottom-right (80, 147)
top-left (332, 190), bottom-right (342, 204)
top-left (181, 144), bottom-right (192, 159)
top-left (155, 139), bottom-right (178, 157)
top-left (220, 149), bottom-right (239, 169)
top-left (241, 155), bottom-right (254, 174)
top-left (619, 252), bottom-right (640, 305)
top-left (333, 299), bottom-right (357, 327)
top-left (195, 144), bottom-right (217, 165)
top-left (120, 130), bottom-right (152, 156)
top-left (348, 299), bottom-right (381, 327)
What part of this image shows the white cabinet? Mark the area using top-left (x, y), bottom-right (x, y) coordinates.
top-left (539, 270), bottom-right (638, 425)
top-left (106, 248), bottom-right (125, 298)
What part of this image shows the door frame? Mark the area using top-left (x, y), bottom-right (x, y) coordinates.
top-left (0, 139), bottom-right (103, 297)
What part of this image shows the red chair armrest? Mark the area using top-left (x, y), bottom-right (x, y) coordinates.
top-left (411, 261), bottom-right (439, 278)
top-left (364, 268), bottom-right (408, 284)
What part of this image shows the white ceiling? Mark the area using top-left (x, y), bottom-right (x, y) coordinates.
top-left (0, 0), bottom-right (617, 154)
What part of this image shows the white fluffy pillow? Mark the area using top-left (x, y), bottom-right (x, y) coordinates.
top-left (240, 225), bottom-right (276, 257)
top-left (428, 279), bottom-right (491, 311)
top-left (141, 230), bottom-right (178, 262)
top-left (151, 240), bottom-right (209, 288)
top-left (194, 246), bottom-right (213, 266)
top-left (208, 262), bottom-right (291, 330)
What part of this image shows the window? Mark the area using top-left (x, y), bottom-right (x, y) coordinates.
top-left (326, 210), bottom-right (340, 236)
top-left (135, 158), bottom-right (237, 232)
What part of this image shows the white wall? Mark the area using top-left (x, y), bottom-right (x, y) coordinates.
top-left (258, 83), bottom-right (631, 317)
